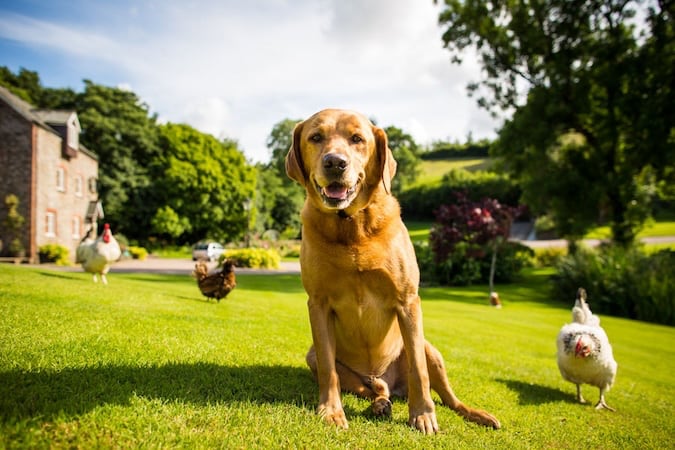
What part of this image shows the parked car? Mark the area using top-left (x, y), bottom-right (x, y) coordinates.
top-left (192, 242), bottom-right (225, 262)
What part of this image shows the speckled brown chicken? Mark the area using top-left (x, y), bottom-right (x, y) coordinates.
top-left (192, 259), bottom-right (236, 302)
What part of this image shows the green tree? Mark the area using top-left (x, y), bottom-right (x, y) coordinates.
top-left (3, 194), bottom-right (25, 256)
top-left (267, 118), bottom-right (301, 176)
top-left (150, 205), bottom-right (191, 241)
top-left (151, 123), bottom-right (256, 244)
top-left (437, 0), bottom-right (675, 246)
top-left (262, 118), bottom-right (304, 237)
top-left (0, 67), bottom-right (42, 103)
top-left (0, 67), bottom-right (77, 109)
top-left (74, 81), bottom-right (162, 240)
top-left (383, 125), bottom-right (421, 195)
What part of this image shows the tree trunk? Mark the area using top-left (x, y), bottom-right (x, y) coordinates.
top-left (489, 240), bottom-right (498, 294)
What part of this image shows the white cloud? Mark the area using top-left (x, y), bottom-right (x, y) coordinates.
top-left (183, 97), bottom-right (232, 139)
top-left (0, 0), bottom-right (498, 162)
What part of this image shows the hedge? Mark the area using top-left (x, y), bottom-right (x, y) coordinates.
top-left (400, 169), bottom-right (521, 221)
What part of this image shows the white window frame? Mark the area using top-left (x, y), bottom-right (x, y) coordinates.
top-left (72, 216), bottom-right (81, 239)
top-left (56, 167), bottom-right (66, 192)
top-left (46, 211), bottom-right (56, 237)
top-left (74, 175), bottom-right (83, 197)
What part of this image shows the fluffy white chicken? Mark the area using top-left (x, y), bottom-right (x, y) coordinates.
top-left (556, 288), bottom-right (618, 411)
top-left (76, 223), bottom-right (122, 284)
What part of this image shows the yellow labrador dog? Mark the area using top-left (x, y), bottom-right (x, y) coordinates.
top-left (286, 109), bottom-right (500, 433)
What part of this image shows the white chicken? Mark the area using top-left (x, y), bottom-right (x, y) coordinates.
top-left (556, 287), bottom-right (618, 411)
top-left (76, 223), bottom-right (122, 284)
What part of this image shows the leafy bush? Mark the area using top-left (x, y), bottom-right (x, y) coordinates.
top-left (279, 242), bottom-right (301, 258)
top-left (479, 242), bottom-right (534, 282)
top-left (222, 248), bottom-right (281, 269)
top-left (416, 240), bottom-right (532, 286)
top-left (422, 194), bottom-right (531, 286)
top-left (413, 241), bottom-right (435, 285)
top-left (127, 246), bottom-right (148, 260)
top-left (38, 244), bottom-right (70, 266)
top-left (422, 140), bottom-right (490, 159)
top-left (533, 247), bottom-right (567, 267)
top-left (552, 246), bottom-right (675, 325)
top-left (400, 169), bottom-right (521, 221)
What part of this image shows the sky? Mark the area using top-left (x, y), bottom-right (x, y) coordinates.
top-left (0, 0), bottom-right (500, 163)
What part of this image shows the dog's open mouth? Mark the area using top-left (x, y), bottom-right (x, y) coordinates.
top-left (316, 180), bottom-right (359, 209)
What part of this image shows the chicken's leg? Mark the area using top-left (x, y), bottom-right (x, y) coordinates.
top-left (576, 384), bottom-right (587, 404)
top-left (594, 388), bottom-right (615, 411)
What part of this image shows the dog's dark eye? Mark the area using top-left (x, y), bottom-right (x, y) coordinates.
top-left (310, 133), bottom-right (323, 143)
top-left (351, 134), bottom-right (363, 143)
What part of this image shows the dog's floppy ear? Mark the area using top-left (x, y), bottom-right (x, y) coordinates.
top-left (285, 121), bottom-right (307, 186)
top-left (373, 126), bottom-right (397, 194)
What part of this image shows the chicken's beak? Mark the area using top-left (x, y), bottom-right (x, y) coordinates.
top-left (574, 340), bottom-right (589, 358)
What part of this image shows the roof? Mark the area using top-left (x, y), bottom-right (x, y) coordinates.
top-left (0, 85), bottom-right (57, 135)
top-left (33, 109), bottom-right (78, 125)
top-left (0, 85), bottom-right (96, 160)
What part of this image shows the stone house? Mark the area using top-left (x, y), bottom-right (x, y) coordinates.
top-left (0, 85), bottom-right (100, 262)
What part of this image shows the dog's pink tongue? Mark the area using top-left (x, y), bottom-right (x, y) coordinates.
top-left (323, 184), bottom-right (348, 200)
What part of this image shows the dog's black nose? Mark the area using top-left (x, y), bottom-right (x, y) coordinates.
top-left (323, 153), bottom-right (348, 172)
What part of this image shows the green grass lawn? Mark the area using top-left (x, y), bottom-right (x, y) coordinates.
top-left (1, 265), bottom-right (673, 449)
top-left (415, 158), bottom-right (493, 187)
top-left (406, 220), bottom-right (675, 249)
top-left (586, 220), bottom-right (675, 239)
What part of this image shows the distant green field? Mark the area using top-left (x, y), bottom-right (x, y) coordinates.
top-left (586, 220), bottom-right (675, 239)
top-left (414, 158), bottom-right (493, 187)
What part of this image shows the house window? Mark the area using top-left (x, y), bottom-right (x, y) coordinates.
top-left (72, 216), bottom-right (81, 239)
top-left (46, 210), bottom-right (57, 237)
top-left (74, 175), bottom-right (83, 197)
top-left (56, 167), bottom-right (66, 192)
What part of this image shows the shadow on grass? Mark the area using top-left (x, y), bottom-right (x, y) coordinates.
top-left (419, 269), bottom-right (563, 309)
top-left (0, 363), bottom-right (316, 421)
top-left (496, 378), bottom-right (576, 405)
top-left (119, 274), bottom-right (193, 284)
top-left (35, 271), bottom-right (84, 281)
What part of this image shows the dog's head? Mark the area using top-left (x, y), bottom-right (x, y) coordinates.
top-left (285, 109), bottom-right (397, 214)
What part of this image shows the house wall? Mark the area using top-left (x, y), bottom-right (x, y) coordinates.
top-left (34, 127), bottom-right (99, 262)
top-left (0, 98), bottom-right (99, 262)
top-left (0, 101), bottom-right (33, 258)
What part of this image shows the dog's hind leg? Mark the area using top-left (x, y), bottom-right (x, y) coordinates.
top-left (425, 342), bottom-right (501, 429)
top-left (334, 359), bottom-right (392, 418)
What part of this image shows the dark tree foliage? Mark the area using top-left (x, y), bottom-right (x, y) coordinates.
top-left (267, 118), bottom-right (301, 177)
top-left (383, 125), bottom-right (421, 196)
top-left (437, 0), bottom-right (675, 246)
top-left (263, 118), bottom-right (304, 236)
top-left (75, 81), bottom-right (162, 240)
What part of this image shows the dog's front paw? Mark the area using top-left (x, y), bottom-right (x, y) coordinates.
top-left (372, 397), bottom-right (393, 417)
top-left (475, 410), bottom-right (501, 429)
top-left (318, 404), bottom-right (349, 429)
top-left (408, 411), bottom-right (439, 434)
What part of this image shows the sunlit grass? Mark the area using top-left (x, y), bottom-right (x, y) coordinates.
top-left (414, 158), bottom-right (493, 187)
top-left (586, 221), bottom-right (675, 239)
top-left (1, 265), bottom-right (673, 449)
